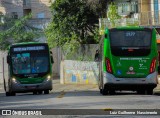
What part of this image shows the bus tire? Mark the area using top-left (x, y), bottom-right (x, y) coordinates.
top-left (33, 91), bottom-right (37, 95)
top-left (100, 89), bottom-right (103, 94)
top-left (44, 90), bottom-right (49, 94)
top-left (137, 90), bottom-right (145, 95)
top-left (102, 89), bottom-right (108, 95)
top-left (109, 90), bottom-right (115, 95)
top-left (11, 92), bottom-right (16, 96)
top-left (101, 86), bottom-right (108, 95)
top-left (146, 89), bottom-right (153, 95)
top-left (6, 92), bottom-right (15, 96)
top-left (6, 92), bottom-right (11, 96)
top-left (38, 91), bottom-right (43, 94)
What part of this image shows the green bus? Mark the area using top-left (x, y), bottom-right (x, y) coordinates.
top-left (98, 27), bottom-right (158, 95)
top-left (3, 42), bottom-right (54, 96)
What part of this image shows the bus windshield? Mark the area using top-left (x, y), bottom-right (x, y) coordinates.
top-left (10, 45), bottom-right (50, 77)
top-left (109, 29), bottom-right (152, 56)
top-left (11, 52), bottom-right (49, 75)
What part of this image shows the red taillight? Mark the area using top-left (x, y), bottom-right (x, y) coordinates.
top-left (150, 58), bottom-right (156, 73)
top-left (106, 58), bottom-right (112, 73)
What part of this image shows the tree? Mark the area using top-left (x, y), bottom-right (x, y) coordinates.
top-left (45, 0), bottom-right (101, 49)
top-left (0, 14), bottom-right (42, 50)
top-left (107, 2), bottom-right (121, 27)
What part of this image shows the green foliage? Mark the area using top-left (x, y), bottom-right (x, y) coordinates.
top-left (107, 2), bottom-right (121, 27)
top-left (126, 21), bottom-right (139, 26)
top-left (0, 14), bottom-right (42, 50)
top-left (45, 0), bottom-right (100, 50)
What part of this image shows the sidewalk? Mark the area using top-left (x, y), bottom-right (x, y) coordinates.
top-left (53, 77), bottom-right (98, 92)
top-left (53, 76), bottom-right (160, 93)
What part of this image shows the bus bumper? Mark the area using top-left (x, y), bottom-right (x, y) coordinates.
top-left (10, 79), bottom-right (52, 92)
top-left (103, 72), bottom-right (158, 90)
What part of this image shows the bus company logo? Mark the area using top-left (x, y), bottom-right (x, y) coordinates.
top-left (129, 66), bottom-right (134, 71)
top-left (2, 110), bottom-right (12, 115)
top-left (127, 66), bottom-right (135, 74)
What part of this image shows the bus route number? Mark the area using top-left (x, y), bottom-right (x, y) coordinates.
top-left (126, 32), bottom-right (135, 37)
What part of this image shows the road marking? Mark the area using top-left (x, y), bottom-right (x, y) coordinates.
top-left (57, 91), bottom-right (66, 98)
top-left (103, 108), bottom-right (112, 111)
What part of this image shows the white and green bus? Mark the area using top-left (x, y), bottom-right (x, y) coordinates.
top-left (98, 27), bottom-right (158, 95)
top-left (3, 42), bottom-right (54, 96)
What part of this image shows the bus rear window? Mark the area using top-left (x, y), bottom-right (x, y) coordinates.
top-left (109, 29), bottom-right (152, 56)
top-left (109, 30), bottom-right (151, 47)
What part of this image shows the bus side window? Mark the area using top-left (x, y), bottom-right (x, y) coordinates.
top-left (105, 34), bottom-right (107, 38)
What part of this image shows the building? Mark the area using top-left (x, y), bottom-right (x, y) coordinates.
top-left (23, 0), bottom-right (52, 19)
top-left (99, 0), bottom-right (160, 34)
top-left (0, 0), bottom-right (51, 19)
top-left (113, 0), bottom-right (139, 19)
top-left (0, 0), bottom-right (23, 18)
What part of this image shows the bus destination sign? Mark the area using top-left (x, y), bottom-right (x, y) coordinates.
top-left (13, 46), bottom-right (45, 52)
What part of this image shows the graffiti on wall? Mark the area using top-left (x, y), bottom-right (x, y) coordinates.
top-left (64, 60), bottom-right (99, 84)
top-left (64, 60), bottom-right (99, 71)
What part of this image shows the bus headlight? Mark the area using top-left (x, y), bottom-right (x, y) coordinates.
top-left (12, 78), bottom-right (17, 83)
top-left (45, 75), bottom-right (51, 82)
top-left (47, 75), bottom-right (51, 79)
top-left (43, 75), bottom-right (52, 83)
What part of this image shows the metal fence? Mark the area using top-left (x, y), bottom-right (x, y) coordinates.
top-left (99, 10), bottom-right (160, 34)
top-left (99, 18), bottom-right (139, 35)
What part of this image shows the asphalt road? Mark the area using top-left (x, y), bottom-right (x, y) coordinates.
top-left (0, 78), bottom-right (160, 117)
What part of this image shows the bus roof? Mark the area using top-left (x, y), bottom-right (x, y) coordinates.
top-left (106, 26), bottom-right (145, 30)
top-left (11, 42), bottom-right (47, 46)
top-left (104, 26), bottom-right (153, 34)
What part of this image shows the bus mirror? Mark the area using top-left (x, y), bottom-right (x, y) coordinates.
top-left (51, 56), bottom-right (54, 64)
top-left (7, 55), bottom-right (10, 64)
top-left (50, 51), bottom-right (54, 63)
top-left (158, 66), bottom-right (160, 74)
top-left (105, 34), bottom-right (107, 38)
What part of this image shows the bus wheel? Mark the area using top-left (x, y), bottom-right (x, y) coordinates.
top-left (11, 92), bottom-right (16, 96)
top-left (109, 90), bottom-right (115, 95)
top-left (100, 89), bottom-right (103, 94)
top-left (137, 90), bottom-right (145, 95)
top-left (146, 89), bottom-right (153, 95)
top-left (38, 91), bottom-right (43, 94)
top-left (6, 92), bottom-right (15, 96)
top-left (100, 88), bottom-right (108, 95)
top-left (44, 90), bottom-right (49, 94)
top-left (33, 91), bottom-right (37, 95)
top-left (6, 92), bottom-right (11, 96)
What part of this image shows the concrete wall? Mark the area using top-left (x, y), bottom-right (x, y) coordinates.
top-left (0, 52), bottom-right (3, 84)
top-left (52, 47), bottom-right (61, 76)
top-left (62, 44), bottom-right (99, 61)
top-left (60, 60), bottom-right (99, 85)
